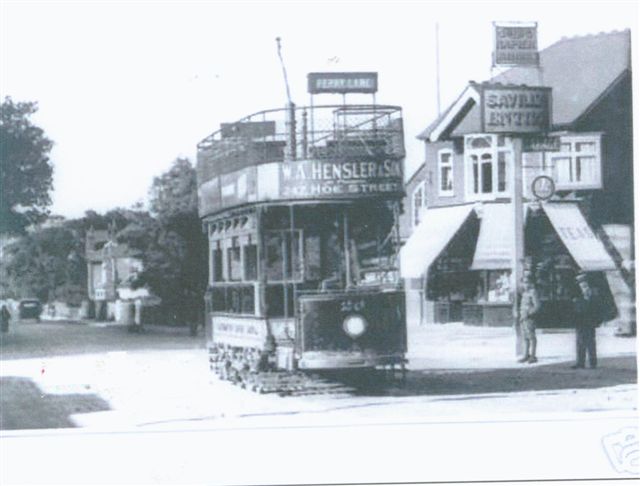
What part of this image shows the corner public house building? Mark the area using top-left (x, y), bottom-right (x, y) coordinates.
top-left (401, 30), bottom-right (633, 331)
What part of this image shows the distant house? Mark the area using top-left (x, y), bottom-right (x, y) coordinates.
top-left (85, 226), bottom-right (146, 320)
top-left (400, 30), bottom-right (633, 333)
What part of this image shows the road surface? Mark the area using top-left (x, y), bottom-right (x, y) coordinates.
top-left (1, 319), bottom-right (636, 430)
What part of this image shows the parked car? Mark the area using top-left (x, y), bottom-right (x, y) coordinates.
top-left (18, 299), bottom-right (42, 321)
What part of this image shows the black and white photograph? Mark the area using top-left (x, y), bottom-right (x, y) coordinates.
top-left (0, 1), bottom-right (638, 484)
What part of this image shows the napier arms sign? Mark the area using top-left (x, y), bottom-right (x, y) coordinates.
top-left (493, 22), bottom-right (539, 67)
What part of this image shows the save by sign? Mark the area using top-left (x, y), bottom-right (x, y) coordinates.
top-left (481, 85), bottom-right (551, 134)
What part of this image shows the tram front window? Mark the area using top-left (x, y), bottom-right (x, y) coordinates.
top-left (228, 237), bottom-right (242, 281)
top-left (211, 245), bottom-right (223, 283)
top-left (244, 243), bottom-right (258, 281)
top-left (348, 204), bottom-right (400, 287)
top-left (265, 230), bottom-right (303, 282)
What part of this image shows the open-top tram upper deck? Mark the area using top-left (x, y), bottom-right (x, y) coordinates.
top-left (196, 104), bottom-right (405, 218)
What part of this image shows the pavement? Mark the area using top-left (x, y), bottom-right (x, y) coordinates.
top-left (0, 319), bottom-right (637, 431)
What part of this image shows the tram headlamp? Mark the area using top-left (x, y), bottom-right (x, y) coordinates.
top-left (343, 314), bottom-right (368, 338)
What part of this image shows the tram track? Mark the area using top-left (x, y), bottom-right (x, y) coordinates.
top-left (212, 361), bottom-right (405, 398)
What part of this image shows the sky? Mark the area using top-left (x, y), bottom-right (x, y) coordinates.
top-left (1, 0), bottom-right (637, 218)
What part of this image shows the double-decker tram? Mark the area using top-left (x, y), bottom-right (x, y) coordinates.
top-left (197, 73), bottom-right (407, 393)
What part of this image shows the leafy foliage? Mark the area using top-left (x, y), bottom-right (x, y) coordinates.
top-left (0, 208), bottom-right (147, 303)
top-left (0, 97), bottom-right (54, 234)
top-left (119, 158), bottom-right (207, 324)
top-left (0, 225), bottom-right (85, 303)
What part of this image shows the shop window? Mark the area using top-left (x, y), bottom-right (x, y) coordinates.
top-left (465, 134), bottom-right (512, 200)
top-left (438, 149), bottom-right (454, 196)
top-left (412, 182), bottom-right (426, 227)
top-left (485, 270), bottom-right (511, 303)
top-left (545, 134), bottom-right (601, 189)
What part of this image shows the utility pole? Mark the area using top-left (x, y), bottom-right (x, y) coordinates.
top-left (512, 137), bottom-right (525, 356)
top-left (276, 37), bottom-right (296, 161)
top-left (435, 22), bottom-right (442, 116)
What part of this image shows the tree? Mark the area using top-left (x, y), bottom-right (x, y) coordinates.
top-left (0, 224), bottom-right (86, 303)
top-left (0, 208), bottom-right (145, 303)
top-left (119, 158), bottom-right (207, 325)
top-left (0, 97), bottom-right (54, 234)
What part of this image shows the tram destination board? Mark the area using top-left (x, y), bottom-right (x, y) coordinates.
top-left (308, 72), bottom-right (378, 94)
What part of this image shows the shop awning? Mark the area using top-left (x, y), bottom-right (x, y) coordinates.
top-left (470, 203), bottom-right (524, 270)
top-left (400, 204), bottom-right (475, 278)
top-left (542, 203), bottom-right (616, 271)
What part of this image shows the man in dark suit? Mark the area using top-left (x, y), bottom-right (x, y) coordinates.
top-left (571, 273), bottom-right (602, 369)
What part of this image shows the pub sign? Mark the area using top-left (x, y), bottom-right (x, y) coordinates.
top-left (493, 22), bottom-right (539, 67)
top-left (480, 84), bottom-right (552, 134)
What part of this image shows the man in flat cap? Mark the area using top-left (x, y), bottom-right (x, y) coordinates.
top-left (571, 272), bottom-right (601, 369)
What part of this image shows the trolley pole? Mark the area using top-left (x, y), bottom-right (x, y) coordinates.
top-left (512, 137), bottom-right (525, 357)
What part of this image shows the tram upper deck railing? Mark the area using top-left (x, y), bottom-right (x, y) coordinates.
top-left (197, 104), bottom-right (405, 183)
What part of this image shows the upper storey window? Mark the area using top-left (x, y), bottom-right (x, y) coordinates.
top-left (438, 149), bottom-right (454, 196)
top-left (545, 134), bottom-right (602, 190)
top-left (464, 134), bottom-right (512, 200)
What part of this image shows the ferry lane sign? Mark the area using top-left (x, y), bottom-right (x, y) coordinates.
top-left (480, 84), bottom-right (552, 134)
top-left (308, 72), bottom-right (378, 94)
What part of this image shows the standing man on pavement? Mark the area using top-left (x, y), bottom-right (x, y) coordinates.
top-left (1, 303), bottom-right (11, 333)
top-left (518, 271), bottom-right (541, 364)
top-left (572, 273), bottom-right (602, 369)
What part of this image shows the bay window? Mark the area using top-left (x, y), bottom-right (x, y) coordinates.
top-left (465, 134), bottom-right (512, 200)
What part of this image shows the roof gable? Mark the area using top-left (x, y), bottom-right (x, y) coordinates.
top-left (492, 30), bottom-right (630, 127)
top-left (419, 30), bottom-right (631, 141)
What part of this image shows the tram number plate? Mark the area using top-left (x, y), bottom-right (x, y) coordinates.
top-left (340, 299), bottom-right (366, 313)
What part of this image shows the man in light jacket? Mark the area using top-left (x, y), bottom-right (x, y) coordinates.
top-left (518, 273), bottom-right (541, 364)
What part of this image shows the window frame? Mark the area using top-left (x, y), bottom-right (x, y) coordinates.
top-left (437, 149), bottom-right (454, 197)
top-left (412, 181), bottom-right (426, 227)
top-left (227, 236), bottom-right (243, 282)
top-left (264, 229), bottom-right (305, 284)
top-left (464, 134), bottom-right (513, 201)
top-left (210, 241), bottom-right (224, 284)
top-left (545, 133), bottom-right (602, 190)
